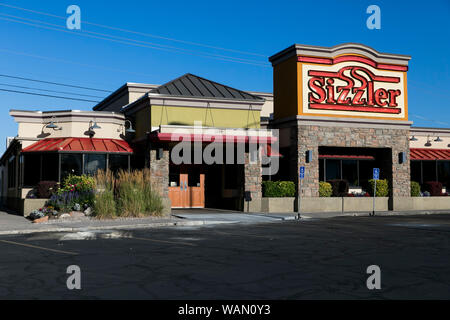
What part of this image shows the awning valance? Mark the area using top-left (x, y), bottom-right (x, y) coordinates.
top-left (22, 138), bottom-right (133, 153)
top-left (410, 148), bottom-right (450, 161)
top-left (319, 154), bottom-right (375, 160)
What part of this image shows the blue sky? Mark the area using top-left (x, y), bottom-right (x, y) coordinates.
top-left (0, 0), bottom-right (449, 148)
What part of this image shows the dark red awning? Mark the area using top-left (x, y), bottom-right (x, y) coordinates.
top-left (22, 138), bottom-right (133, 153)
top-left (150, 132), bottom-right (276, 144)
top-left (261, 144), bottom-right (282, 157)
top-left (410, 148), bottom-right (450, 160)
top-left (319, 154), bottom-right (375, 160)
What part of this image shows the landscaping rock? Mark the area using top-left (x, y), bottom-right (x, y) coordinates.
top-left (84, 207), bottom-right (93, 216)
top-left (70, 211), bottom-right (85, 218)
top-left (60, 213), bottom-right (71, 219)
top-left (32, 216), bottom-right (49, 224)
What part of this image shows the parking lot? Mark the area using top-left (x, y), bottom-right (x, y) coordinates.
top-left (0, 214), bottom-right (449, 299)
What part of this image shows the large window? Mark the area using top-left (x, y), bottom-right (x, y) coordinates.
top-left (84, 154), bottom-right (106, 175)
top-left (437, 161), bottom-right (450, 188)
top-left (109, 154), bottom-right (129, 172)
top-left (342, 160), bottom-right (358, 186)
top-left (23, 153), bottom-right (41, 186)
top-left (7, 156), bottom-right (15, 188)
top-left (411, 161), bottom-right (422, 183)
top-left (422, 161), bottom-right (437, 182)
top-left (325, 159), bottom-right (341, 180)
top-left (42, 154), bottom-right (59, 181)
top-left (61, 154), bottom-right (82, 179)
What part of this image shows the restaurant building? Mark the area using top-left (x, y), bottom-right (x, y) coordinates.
top-left (1, 43), bottom-right (449, 215)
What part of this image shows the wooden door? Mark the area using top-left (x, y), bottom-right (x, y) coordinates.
top-left (168, 173), bottom-right (185, 208)
top-left (188, 174), bottom-right (205, 208)
top-left (168, 168), bottom-right (205, 208)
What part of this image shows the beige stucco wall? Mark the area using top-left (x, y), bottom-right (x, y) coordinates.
top-left (11, 110), bottom-right (126, 141)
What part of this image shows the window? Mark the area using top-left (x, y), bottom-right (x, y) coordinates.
top-left (437, 161), bottom-right (450, 188)
top-left (61, 154), bottom-right (82, 179)
top-left (319, 159), bottom-right (325, 181)
top-left (325, 159), bottom-right (341, 180)
top-left (422, 161), bottom-right (437, 182)
top-left (84, 154), bottom-right (106, 175)
top-left (169, 165), bottom-right (180, 187)
top-left (342, 160), bottom-right (358, 186)
top-left (23, 154), bottom-right (41, 186)
top-left (188, 166), bottom-right (201, 187)
top-left (109, 154), bottom-right (129, 172)
top-left (42, 154), bottom-right (59, 181)
top-left (7, 156), bottom-right (15, 188)
top-left (411, 161), bottom-right (422, 183)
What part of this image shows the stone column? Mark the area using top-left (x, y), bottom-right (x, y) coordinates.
top-left (391, 130), bottom-right (411, 198)
top-left (149, 147), bottom-right (171, 214)
top-left (297, 125), bottom-right (319, 197)
top-left (244, 150), bottom-right (262, 212)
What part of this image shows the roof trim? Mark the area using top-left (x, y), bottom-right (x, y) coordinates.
top-left (269, 43), bottom-right (411, 67)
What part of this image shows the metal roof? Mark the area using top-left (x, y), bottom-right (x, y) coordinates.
top-left (22, 138), bottom-right (133, 153)
top-left (410, 148), bottom-right (450, 160)
top-left (150, 73), bottom-right (264, 102)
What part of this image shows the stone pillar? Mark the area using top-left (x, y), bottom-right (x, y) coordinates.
top-left (244, 150), bottom-right (262, 212)
top-left (391, 130), bottom-right (411, 198)
top-left (297, 125), bottom-right (319, 197)
top-left (149, 147), bottom-right (171, 214)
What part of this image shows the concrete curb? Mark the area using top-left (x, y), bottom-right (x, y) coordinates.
top-left (0, 219), bottom-right (236, 236)
top-left (299, 210), bottom-right (450, 219)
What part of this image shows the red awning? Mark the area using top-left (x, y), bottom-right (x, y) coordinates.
top-left (261, 144), bottom-right (282, 157)
top-left (150, 132), bottom-right (277, 144)
top-left (319, 154), bottom-right (375, 160)
top-left (22, 138), bottom-right (133, 153)
top-left (410, 148), bottom-right (450, 160)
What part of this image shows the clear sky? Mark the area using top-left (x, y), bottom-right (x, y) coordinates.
top-left (0, 0), bottom-right (449, 149)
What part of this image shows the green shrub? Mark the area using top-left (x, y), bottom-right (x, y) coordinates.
top-left (411, 181), bottom-right (421, 197)
top-left (262, 181), bottom-right (295, 197)
top-left (368, 179), bottom-right (389, 197)
top-left (319, 182), bottom-right (332, 197)
top-left (60, 174), bottom-right (95, 193)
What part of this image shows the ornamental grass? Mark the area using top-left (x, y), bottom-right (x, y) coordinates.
top-left (93, 169), bottom-right (163, 218)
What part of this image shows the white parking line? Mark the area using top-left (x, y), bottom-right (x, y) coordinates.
top-left (0, 239), bottom-right (78, 255)
top-left (130, 236), bottom-right (198, 247)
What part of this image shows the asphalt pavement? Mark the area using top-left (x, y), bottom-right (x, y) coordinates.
top-left (0, 214), bottom-right (449, 299)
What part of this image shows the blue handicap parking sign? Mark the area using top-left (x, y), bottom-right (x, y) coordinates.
top-left (299, 166), bottom-right (305, 179)
top-left (373, 168), bottom-right (380, 180)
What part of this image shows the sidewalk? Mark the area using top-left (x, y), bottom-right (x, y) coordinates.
top-left (0, 210), bottom-right (297, 236)
top-left (0, 211), bottom-right (233, 236)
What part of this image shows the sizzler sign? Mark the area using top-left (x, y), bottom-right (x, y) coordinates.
top-left (301, 59), bottom-right (407, 119)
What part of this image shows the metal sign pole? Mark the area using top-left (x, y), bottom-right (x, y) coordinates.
top-left (298, 166), bottom-right (305, 219)
top-left (298, 178), bottom-right (302, 219)
top-left (372, 168), bottom-right (379, 217)
top-left (372, 179), bottom-right (377, 216)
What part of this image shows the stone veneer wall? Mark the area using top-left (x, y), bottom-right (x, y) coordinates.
top-left (149, 148), bottom-right (169, 198)
top-left (244, 151), bottom-right (262, 201)
top-left (292, 125), bottom-right (410, 198)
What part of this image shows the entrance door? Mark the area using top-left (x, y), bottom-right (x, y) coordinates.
top-left (168, 166), bottom-right (205, 208)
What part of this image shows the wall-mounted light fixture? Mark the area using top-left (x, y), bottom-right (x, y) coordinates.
top-left (89, 120), bottom-right (101, 131)
top-left (156, 147), bottom-right (164, 160)
top-left (44, 116), bottom-right (62, 130)
top-left (434, 136), bottom-right (443, 142)
top-left (425, 135), bottom-right (432, 147)
top-left (124, 119), bottom-right (135, 134)
top-left (305, 150), bottom-right (312, 163)
top-left (399, 152), bottom-right (406, 164)
top-left (409, 136), bottom-right (418, 141)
